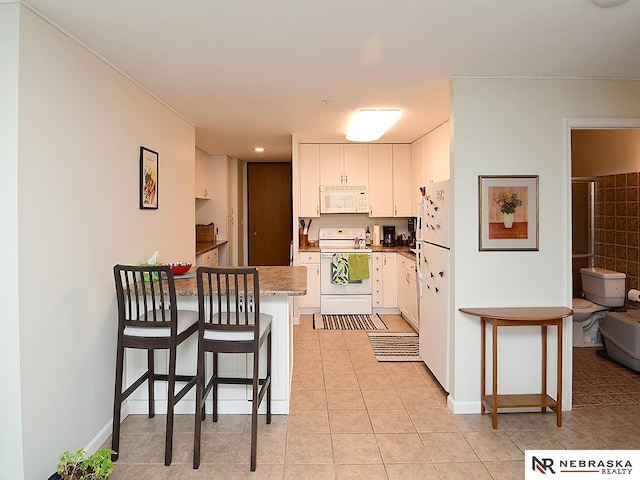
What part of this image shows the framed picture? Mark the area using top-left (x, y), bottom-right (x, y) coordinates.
top-left (139, 146), bottom-right (158, 209)
top-left (478, 175), bottom-right (539, 251)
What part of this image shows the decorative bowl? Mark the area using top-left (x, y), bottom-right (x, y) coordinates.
top-left (168, 262), bottom-right (192, 276)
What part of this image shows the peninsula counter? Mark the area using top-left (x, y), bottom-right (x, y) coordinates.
top-left (125, 266), bottom-right (307, 416)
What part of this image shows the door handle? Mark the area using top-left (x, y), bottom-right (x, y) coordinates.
top-left (253, 231), bottom-right (258, 237)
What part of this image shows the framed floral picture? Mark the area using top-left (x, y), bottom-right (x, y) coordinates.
top-left (478, 175), bottom-right (539, 251)
top-left (139, 146), bottom-right (158, 209)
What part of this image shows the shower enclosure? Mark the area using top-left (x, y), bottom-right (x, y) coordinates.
top-left (572, 178), bottom-right (595, 297)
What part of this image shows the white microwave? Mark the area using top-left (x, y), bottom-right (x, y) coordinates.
top-left (319, 186), bottom-right (369, 214)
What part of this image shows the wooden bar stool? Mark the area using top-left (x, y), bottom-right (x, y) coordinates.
top-left (193, 267), bottom-right (272, 472)
top-left (112, 264), bottom-right (198, 466)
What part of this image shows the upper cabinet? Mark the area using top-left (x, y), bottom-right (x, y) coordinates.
top-left (319, 144), bottom-right (368, 186)
top-left (299, 143), bottom-right (320, 217)
top-left (392, 144), bottom-right (412, 217)
top-left (369, 144), bottom-right (412, 218)
top-left (368, 144), bottom-right (394, 217)
top-left (195, 148), bottom-right (211, 200)
top-left (297, 142), bottom-right (413, 218)
top-left (410, 121), bottom-right (450, 217)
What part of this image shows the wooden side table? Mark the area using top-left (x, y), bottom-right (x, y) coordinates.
top-left (459, 307), bottom-right (573, 429)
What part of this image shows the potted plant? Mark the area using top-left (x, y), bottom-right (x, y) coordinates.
top-left (495, 191), bottom-right (522, 228)
top-left (50, 448), bottom-right (116, 480)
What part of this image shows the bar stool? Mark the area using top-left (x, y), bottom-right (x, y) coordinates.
top-left (193, 267), bottom-right (272, 472)
top-left (112, 264), bottom-right (198, 466)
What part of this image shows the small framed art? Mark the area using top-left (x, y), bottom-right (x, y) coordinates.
top-left (478, 175), bottom-right (539, 251)
top-left (139, 146), bottom-right (158, 209)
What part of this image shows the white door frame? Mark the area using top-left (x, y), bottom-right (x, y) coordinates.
top-left (563, 117), bottom-right (640, 410)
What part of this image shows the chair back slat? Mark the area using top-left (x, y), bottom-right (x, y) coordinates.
top-left (114, 264), bottom-right (178, 333)
top-left (196, 267), bottom-right (261, 337)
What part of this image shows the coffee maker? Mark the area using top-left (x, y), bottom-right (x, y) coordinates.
top-left (408, 217), bottom-right (416, 248)
top-left (383, 226), bottom-right (396, 247)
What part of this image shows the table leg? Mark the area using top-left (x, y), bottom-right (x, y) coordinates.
top-left (541, 325), bottom-right (547, 414)
top-left (557, 319), bottom-right (563, 427)
top-left (481, 318), bottom-right (486, 416)
top-left (492, 321), bottom-right (498, 429)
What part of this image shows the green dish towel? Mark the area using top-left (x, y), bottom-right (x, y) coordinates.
top-left (348, 253), bottom-right (370, 281)
top-left (331, 253), bottom-right (349, 285)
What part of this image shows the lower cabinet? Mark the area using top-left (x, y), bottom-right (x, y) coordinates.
top-left (373, 253), bottom-right (397, 308)
top-left (298, 252), bottom-right (320, 309)
top-left (196, 249), bottom-right (219, 268)
top-left (397, 255), bottom-right (419, 331)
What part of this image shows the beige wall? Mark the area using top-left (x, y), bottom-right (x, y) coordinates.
top-left (572, 129), bottom-right (640, 177)
top-left (13, 6), bottom-right (195, 479)
top-left (0, 4), bottom-right (25, 479)
top-left (452, 78), bottom-right (640, 414)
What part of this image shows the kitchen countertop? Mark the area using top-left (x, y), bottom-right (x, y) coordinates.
top-left (173, 265), bottom-right (307, 297)
top-left (196, 240), bottom-right (228, 256)
top-left (298, 244), bottom-right (415, 259)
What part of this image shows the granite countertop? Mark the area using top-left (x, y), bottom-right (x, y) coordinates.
top-left (174, 265), bottom-right (307, 297)
top-left (196, 240), bottom-right (228, 256)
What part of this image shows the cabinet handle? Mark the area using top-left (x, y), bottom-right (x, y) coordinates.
top-left (394, 206), bottom-right (397, 216)
top-left (316, 206), bottom-right (319, 216)
top-left (204, 188), bottom-right (208, 197)
top-left (345, 175), bottom-right (348, 184)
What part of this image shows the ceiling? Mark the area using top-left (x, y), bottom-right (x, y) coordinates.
top-left (20, 0), bottom-right (640, 162)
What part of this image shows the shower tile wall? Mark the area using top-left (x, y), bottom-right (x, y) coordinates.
top-left (595, 172), bottom-right (640, 301)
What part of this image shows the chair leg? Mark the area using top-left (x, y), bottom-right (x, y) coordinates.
top-left (165, 346), bottom-right (177, 466)
top-left (148, 349), bottom-right (155, 418)
top-left (250, 349), bottom-right (259, 472)
top-left (193, 342), bottom-right (205, 469)
top-left (267, 332), bottom-right (272, 425)
top-left (111, 337), bottom-right (125, 461)
top-left (212, 352), bottom-right (218, 423)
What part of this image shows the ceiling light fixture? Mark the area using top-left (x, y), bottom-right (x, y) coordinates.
top-left (591, 0), bottom-right (630, 7)
top-left (254, 147), bottom-right (265, 152)
top-left (346, 109), bottom-right (402, 142)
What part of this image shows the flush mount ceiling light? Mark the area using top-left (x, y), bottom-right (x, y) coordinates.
top-left (591, 0), bottom-right (630, 7)
top-left (254, 147), bottom-right (265, 152)
top-left (345, 109), bottom-right (402, 142)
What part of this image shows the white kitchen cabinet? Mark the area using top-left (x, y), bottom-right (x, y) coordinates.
top-left (392, 144), bottom-right (412, 217)
top-left (373, 252), bottom-right (397, 309)
top-left (372, 254), bottom-right (384, 308)
top-left (298, 252), bottom-right (320, 309)
top-left (299, 144), bottom-right (320, 217)
top-left (382, 253), bottom-right (397, 308)
top-left (397, 255), bottom-right (418, 331)
top-left (195, 148), bottom-right (211, 200)
top-left (196, 249), bottom-right (218, 268)
top-left (319, 144), bottom-right (368, 187)
top-left (411, 122), bottom-right (450, 217)
top-left (368, 144), bottom-right (394, 217)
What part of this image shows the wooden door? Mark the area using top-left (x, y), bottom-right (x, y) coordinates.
top-left (247, 163), bottom-right (292, 266)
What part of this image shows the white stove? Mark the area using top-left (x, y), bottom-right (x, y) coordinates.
top-left (318, 228), bottom-right (373, 314)
top-left (318, 227), bottom-right (372, 253)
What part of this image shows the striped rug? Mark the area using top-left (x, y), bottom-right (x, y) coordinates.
top-left (367, 332), bottom-right (421, 362)
top-left (313, 313), bottom-right (387, 330)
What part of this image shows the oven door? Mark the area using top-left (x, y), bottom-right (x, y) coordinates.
top-left (320, 252), bottom-right (373, 294)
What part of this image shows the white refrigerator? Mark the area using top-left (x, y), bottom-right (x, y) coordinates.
top-left (416, 179), bottom-right (451, 392)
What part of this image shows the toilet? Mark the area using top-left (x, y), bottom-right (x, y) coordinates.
top-left (572, 267), bottom-right (626, 347)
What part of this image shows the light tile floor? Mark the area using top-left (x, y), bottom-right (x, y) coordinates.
top-left (105, 314), bottom-right (640, 479)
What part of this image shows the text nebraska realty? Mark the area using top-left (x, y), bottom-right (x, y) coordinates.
top-left (560, 459), bottom-right (632, 475)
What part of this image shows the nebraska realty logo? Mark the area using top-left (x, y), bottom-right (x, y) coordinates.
top-left (525, 451), bottom-right (638, 478)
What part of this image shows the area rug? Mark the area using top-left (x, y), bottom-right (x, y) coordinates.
top-left (313, 313), bottom-right (388, 330)
top-left (367, 332), bottom-right (421, 362)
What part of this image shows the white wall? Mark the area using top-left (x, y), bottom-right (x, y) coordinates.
top-left (0, 4), bottom-right (25, 479)
top-left (451, 78), bottom-right (640, 413)
top-left (14, 6), bottom-right (195, 479)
